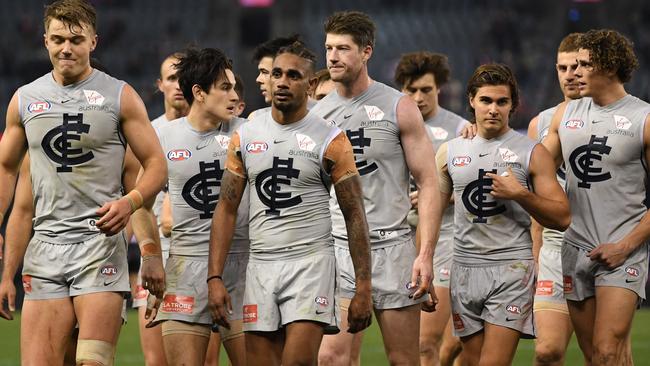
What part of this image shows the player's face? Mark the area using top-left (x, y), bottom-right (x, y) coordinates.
top-left (271, 53), bottom-right (311, 113)
top-left (402, 73), bottom-right (439, 120)
top-left (256, 56), bottom-right (274, 104)
top-left (574, 48), bottom-right (610, 99)
top-left (470, 85), bottom-right (512, 137)
top-left (44, 18), bottom-right (96, 83)
top-left (158, 57), bottom-right (189, 112)
top-left (204, 69), bottom-right (239, 122)
top-left (556, 51), bottom-right (580, 100)
top-left (314, 79), bottom-right (335, 100)
top-left (325, 33), bottom-right (370, 84)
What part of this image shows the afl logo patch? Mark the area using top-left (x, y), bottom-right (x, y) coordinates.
top-left (167, 149), bottom-right (192, 161)
top-left (100, 265), bottom-right (118, 276)
top-left (246, 142), bottom-right (268, 153)
top-left (452, 156), bottom-right (471, 167)
top-left (28, 101), bottom-right (51, 113)
top-left (625, 266), bottom-right (639, 277)
top-left (565, 119), bottom-right (584, 129)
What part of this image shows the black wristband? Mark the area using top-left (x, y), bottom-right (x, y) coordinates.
top-left (207, 275), bottom-right (223, 283)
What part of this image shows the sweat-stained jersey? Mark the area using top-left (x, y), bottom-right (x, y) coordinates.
top-left (311, 81), bottom-right (410, 248)
top-left (158, 117), bottom-right (249, 257)
top-left (19, 69), bottom-right (126, 243)
top-left (446, 129), bottom-right (537, 265)
top-left (559, 95), bottom-right (650, 251)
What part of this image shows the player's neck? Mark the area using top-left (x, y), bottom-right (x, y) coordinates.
top-left (336, 69), bottom-right (372, 99)
top-left (591, 83), bottom-right (627, 107)
top-left (52, 66), bottom-right (93, 86)
top-left (164, 105), bottom-right (188, 121)
top-left (479, 125), bottom-right (511, 140)
top-left (271, 105), bottom-right (308, 125)
top-left (186, 108), bottom-right (223, 132)
top-left (422, 105), bottom-right (439, 121)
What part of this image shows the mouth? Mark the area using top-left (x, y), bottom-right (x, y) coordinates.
top-left (173, 93), bottom-right (185, 100)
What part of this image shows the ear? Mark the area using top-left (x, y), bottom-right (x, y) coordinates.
top-left (192, 84), bottom-right (204, 103)
top-left (362, 45), bottom-right (373, 63)
top-left (90, 34), bottom-right (98, 52)
top-left (43, 33), bottom-right (48, 48)
top-left (156, 79), bottom-right (163, 93)
top-left (308, 76), bottom-right (318, 97)
top-left (468, 95), bottom-right (475, 109)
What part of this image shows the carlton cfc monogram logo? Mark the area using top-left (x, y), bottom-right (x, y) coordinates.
top-left (256, 157), bottom-right (302, 216)
top-left (41, 113), bottom-right (94, 172)
top-left (182, 160), bottom-right (224, 219)
top-left (569, 135), bottom-right (612, 188)
top-left (462, 168), bottom-right (506, 223)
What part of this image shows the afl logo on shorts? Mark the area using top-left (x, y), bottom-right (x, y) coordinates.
top-left (625, 266), bottom-right (639, 277)
top-left (315, 296), bottom-right (329, 307)
top-left (506, 304), bottom-right (521, 314)
top-left (100, 265), bottom-right (118, 276)
top-left (246, 142), bottom-right (268, 153)
top-left (167, 149), bottom-right (191, 161)
top-left (452, 156), bottom-right (471, 167)
top-left (565, 119), bottom-right (584, 130)
top-left (28, 101), bottom-right (51, 114)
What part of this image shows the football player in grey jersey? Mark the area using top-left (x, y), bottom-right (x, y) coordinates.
top-left (0, 1), bottom-right (167, 365)
top-left (394, 51), bottom-right (468, 366)
top-left (543, 29), bottom-right (650, 366)
top-left (437, 64), bottom-right (569, 366)
top-left (314, 11), bottom-right (441, 366)
top-left (527, 33), bottom-right (581, 366)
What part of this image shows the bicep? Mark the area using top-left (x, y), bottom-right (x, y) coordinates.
top-left (323, 132), bottom-right (358, 184)
top-left (122, 147), bottom-right (141, 193)
top-left (529, 144), bottom-right (565, 200)
top-left (527, 116), bottom-right (539, 140)
top-left (119, 84), bottom-right (164, 165)
top-left (0, 92), bottom-right (28, 172)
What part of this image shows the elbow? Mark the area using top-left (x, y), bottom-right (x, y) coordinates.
top-left (160, 220), bottom-right (173, 238)
top-left (546, 208), bottom-right (571, 232)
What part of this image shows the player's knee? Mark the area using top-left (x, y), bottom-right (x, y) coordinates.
top-left (386, 349), bottom-right (418, 366)
top-left (592, 339), bottom-right (628, 366)
top-left (318, 347), bottom-right (349, 366)
top-left (535, 342), bottom-right (565, 365)
top-left (439, 339), bottom-right (462, 362)
top-left (76, 339), bottom-right (115, 366)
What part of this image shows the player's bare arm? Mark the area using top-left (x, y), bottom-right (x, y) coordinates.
top-left (527, 116), bottom-right (544, 261)
top-left (96, 84), bottom-right (167, 235)
top-left (0, 157), bottom-right (31, 320)
top-left (487, 144), bottom-right (570, 231)
top-left (160, 193), bottom-right (172, 238)
top-left (397, 95), bottom-right (441, 300)
top-left (208, 133), bottom-right (247, 329)
top-left (588, 113), bottom-right (650, 268)
top-left (326, 132), bottom-right (373, 333)
top-left (541, 101), bottom-right (569, 169)
top-left (0, 93), bottom-right (28, 228)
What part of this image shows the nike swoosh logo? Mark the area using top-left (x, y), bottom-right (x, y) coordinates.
top-left (104, 279), bottom-right (119, 286)
top-left (479, 153), bottom-right (489, 157)
top-left (274, 139), bottom-right (286, 144)
top-left (343, 114), bottom-right (353, 119)
top-left (315, 310), bottom-right (326, 315)
top-left (592, 120), bottom-right (605, 124)
top-left (71, 285), bottom-right (82, 290)
top-left (61, 99), bottom-right (72, 104)
top-left (625, 279), bottom-right (638, 283)
top-left (505, 317), bottom-right (517, 321)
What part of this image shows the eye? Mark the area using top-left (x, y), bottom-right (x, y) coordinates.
top-left (271, 70), bottom-right (281, 78)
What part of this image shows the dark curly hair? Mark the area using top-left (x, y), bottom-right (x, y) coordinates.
top-left (466, 63), bottom-right (519, 118)
top-left (578, 29), bottom-right (638, 83)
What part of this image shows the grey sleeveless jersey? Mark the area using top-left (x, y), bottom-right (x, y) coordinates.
top-left (151, 114), bottom-right (171, 252)
top-left (18, 70), bottom-right (126, 243)
top-left (158, 117), bottom-right (249, 257)
top-left (559, 95), bottom-right (650, 251)
top-left (311, 82), bottom-right (410, 248)
top-left (447, 129), bottom-right (536, 265)
top-left (537, 106), bottom-right (567, 249)
top-left (424, 108), bottom-right (468, 259)
top-left (239, 112), bottom-right (340, 261)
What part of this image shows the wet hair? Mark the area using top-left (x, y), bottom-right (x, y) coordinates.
top-left (234, 74), bottom-right (245, 102)
top-left (44, 0), bottom-right (96, 33)
top-left (578, 29), bottom-right (638, 83)
top-left (252, 34), bottom-right (302, 63)
top-left (324, 11), bottom-right (375, 49)
top-left (175, 47), bottom-right (233, 105)
top-left (466, 63), bottom-right (519, 117)
top-left (159, 52), bottom-right (185, 78)
top-left (276, 41), bottom-right (317, 75)
top-left (394, 51), bottom-right (450, 89)
top-left (557, 33), bottom-right (581, 53)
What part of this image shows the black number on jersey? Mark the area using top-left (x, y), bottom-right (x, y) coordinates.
top-left (461, 168), bottom-right (506, 223)
top-left (345, 128), bottom-right (378, 176)
top-left (255, 157), bottom-right (302, 216)
top-left (569, 135), bottom-right (612, 188)
top-left (41, 113), bottom-right (94, 172)
top-left (182, 160), bottom-right (224, 219)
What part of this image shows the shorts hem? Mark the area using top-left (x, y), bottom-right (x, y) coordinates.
top-left (69, 287), bottom-right (130, 298)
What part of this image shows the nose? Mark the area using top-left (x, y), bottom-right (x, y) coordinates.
top-left (412, 91), bottom-right (424, 103)
top-left (488, 103), bottom-right (499, 115)
top-left (62, 40), bottom-right (72, 54)
top-left (328, 49), bottom-right (339, 63)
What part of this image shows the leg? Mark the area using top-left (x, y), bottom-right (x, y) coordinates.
top-left (420, 285), bottom-right (452, 366)
top-left (567, 297), bottom-right (596, 365)
top-left (64, 328), bottom-right (80, 366)
top-left (592, 287), bottom-right (637, 366)
top-left (318, 298), bottom-right (363, 366)
top-left (204, 331), bottom-right (221, 366)
top-left (534, 310), bottom-right (573, 366)
top-left (137, 305), bottom-right (168, 366)
top-left (460, 331), bottom-right (483, 366)
top-left (21, 298), bottom-right (77, 366)
top-left (161, 321), bottom-right (210, 366)
top-left (375, 304), bottom-right (421, 366)
top-left (246, 330), bottom-right (283, 366)
top-left (74, 292), bottom-right (125, 366)
top-left (440, 319), bottom-right (463, 366)
top-left (478, 322), bottom-right (521, 366)
top-left (283, 321), bottom-right (325, 366)
top-left (221, 320), bottom-right (246, 366)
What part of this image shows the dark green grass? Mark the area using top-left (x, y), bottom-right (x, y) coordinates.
top-left (1, 309), bottom-right (650, 365)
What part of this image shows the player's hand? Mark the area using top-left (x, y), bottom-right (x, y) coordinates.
top-left (460, 122), bottom-right (477, 139)
top-left (208, 279), bottom-right (232, 330)
top-left (410, 190), bottom-right (419, 209)
top-left (0, 277), bottom-right (16, 320)
top-left (347, 289), bottom-right (372, 333)
top-left (96, 198), bottom-right (133, 236)
top-left (486, 167), bottom-right (527, 200)
top-left (409, 254), bottom-right (433, 300)
top-left (144, 293), bottom-right (162, 328)
top-left (140, 255), bottom-right (165, 299)
top-left (587, 242), bottom-right (632, 269)
top-left (421, 282), bottom-right (438, 313)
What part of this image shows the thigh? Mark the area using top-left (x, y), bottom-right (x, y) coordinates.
top-left (375, 304), bottom-right (421, 364)
top-left (246, 331), bottom-right (283, 366)
top-left (283, 321), bottom-right (325, 365)
top-left (318, 298), bottom-right (364, 365)
top-left (593, 286), bottom-right (638, 345)
top-left (21, 298), bottom-right (77, 365)
top-left (74, 292), bottom-right (125, 344)
top-left (162, 330), bottom-right (210, 365)
top-left (479, 322), bottom-right (521, 365)
top-left (420, 285), bottom-right (452, 341)
top-left (534, 310), bottom-right (573, 353)
top-left (567, 297), bottom-right (596, 362)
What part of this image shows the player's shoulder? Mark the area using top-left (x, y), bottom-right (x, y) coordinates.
top-left (151, 114), bottom-right (169, 129)
top-left (156, 116), bottom-right (185, 135)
